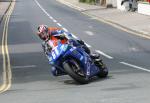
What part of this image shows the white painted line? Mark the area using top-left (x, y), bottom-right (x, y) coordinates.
top-left (120, 62), bottom-right (150, 73)
top-left (35, 0), bottom-right (70, 34)
top-left (72, 34), bottom-right (78, 39)
top-left (49, 16), bottom-right (53, 19)
top-left (95, 50), bottom-right (114, 59)
top-left (85, 43), bottom-right (91, 48)
top-left (53, 20), bottom-right (57, 23)
top-left (83, 12), bottom-right (150, 40)
top-left (57, 23), bottom-right (62, 27)
top-left (85, 31), bottom-right (94, 36)
top-left (63, 28), bottom-right (68, 32)
top-left (12, 65), bottom-right (36, 69)
top-left (35, 0), bottom-right (91, 50)
top-left (34, 0), bottom-right (52, 19)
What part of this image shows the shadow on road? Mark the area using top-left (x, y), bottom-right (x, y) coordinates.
top-left (64, 76), bottom-right (112, 85)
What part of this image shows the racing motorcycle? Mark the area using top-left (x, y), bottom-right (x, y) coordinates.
top-left (42, 39), bottom-right (108, 84)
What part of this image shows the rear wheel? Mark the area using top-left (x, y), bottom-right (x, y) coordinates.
top-left (63, 59), bottom-right (89, 84)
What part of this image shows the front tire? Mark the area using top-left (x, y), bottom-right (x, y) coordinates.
top-left (97, 66), bottom-right (108, 78)
top-left (63, 59), bottom-right (89, 84)
top-left (95, 60), bottom-right (108, 78)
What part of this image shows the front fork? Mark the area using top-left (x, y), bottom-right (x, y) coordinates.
top-left (85, 58), bottom-right (105, 78)
top-left (94, 59), bottom-right (105, 69)
top-left (84, 56), bottom-right (99, 78)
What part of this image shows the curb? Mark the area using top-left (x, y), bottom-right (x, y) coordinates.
top-left (57, 0), bottom-right (150, 39)
top-left (0, 0), bottom-right (12, 24)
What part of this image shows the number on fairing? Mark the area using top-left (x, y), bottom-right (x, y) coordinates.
top-left (51, 48), bottom-right (59, 59)
top-left (55, 48), bottom-right (59, 55)
top-left (51, 51), bottom-right (56, 59)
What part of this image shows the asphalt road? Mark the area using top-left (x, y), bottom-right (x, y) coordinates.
top-left (0, 0), bottom-right (150, 103)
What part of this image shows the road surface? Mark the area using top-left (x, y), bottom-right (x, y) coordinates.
top-left (0, 0), bottom-right (150, 103)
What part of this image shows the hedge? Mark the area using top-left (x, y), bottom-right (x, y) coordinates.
top-left (79, 0), bottom-right (96, 4)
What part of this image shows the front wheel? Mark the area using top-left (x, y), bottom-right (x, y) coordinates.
top-left (63, 59), bottom-right (89, 84)
top-left (95, 60), bottom-right (108, 78)
top-left (97, 66), bottom-right (108, 78)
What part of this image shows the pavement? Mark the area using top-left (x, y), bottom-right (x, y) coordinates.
top-left (1, 0), bottom-right (150, 102)
top-left (0, 0), bottom-right (11, 24)
top-left (57, 0), bottom-right (150, 38)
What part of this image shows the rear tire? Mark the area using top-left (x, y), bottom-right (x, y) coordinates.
top-left (63, 59), bottom-right (89, 84)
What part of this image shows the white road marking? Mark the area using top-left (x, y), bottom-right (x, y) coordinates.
top-left (35, 0), bottom-right (52, 18)
top-left (35, 0), bottom-right (115, 60)
top-left (12, 65), bottom-right (36, 69)
top-left (4, 43), bottom-right (42, 54)
top-left (34, 0), bottom-right (60, 25)
top-left (34, 0), bottom-right (92, 48)
top-left (95, 50), bottom-right (114, 59)
top-left (85, 43), bottom-right (91, 48)
top-left (83, 12), bottom-right (150, 40)
top-left (85, 31), bottom-right (94, 36)
top-left (35, 0), bottom-right (68, 29)
top-left (120, 62), bottom-right (150, 72)
top-left (49, 16), bottom-right (53, 19)
top-left (72, 34), bottom-right (78, 39)
top-left (53, 19), bottom-right (57, 23)
top-left (62, 28), bottom-right (68, 32)
top-left (129, 47), bottom-right (139, 52)
top-left (57, 23), bottom-right (62, 27)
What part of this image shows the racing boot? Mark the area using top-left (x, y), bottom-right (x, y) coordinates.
top-left (90, 53), bottom-right (100, 59)
top-left (77, 39), bottom-right (84, 45)
top-left (90, 53), bottom-right (105, 68)
top-left (94, 58), bottom-right (105, 69)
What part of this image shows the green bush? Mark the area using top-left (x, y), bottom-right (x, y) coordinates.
top-left (79, 0), bottom-right (86, 2)
top-left (79, 0), bottom-right (95, 4)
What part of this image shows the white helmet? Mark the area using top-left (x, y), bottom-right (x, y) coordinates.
top-left (38, 25), bottom-right (48, 34)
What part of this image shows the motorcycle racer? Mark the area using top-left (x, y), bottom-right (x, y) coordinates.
top-left (36, 25), bottom-right (101, 76)
top-left (36, 25), bottom-right (90, 54)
